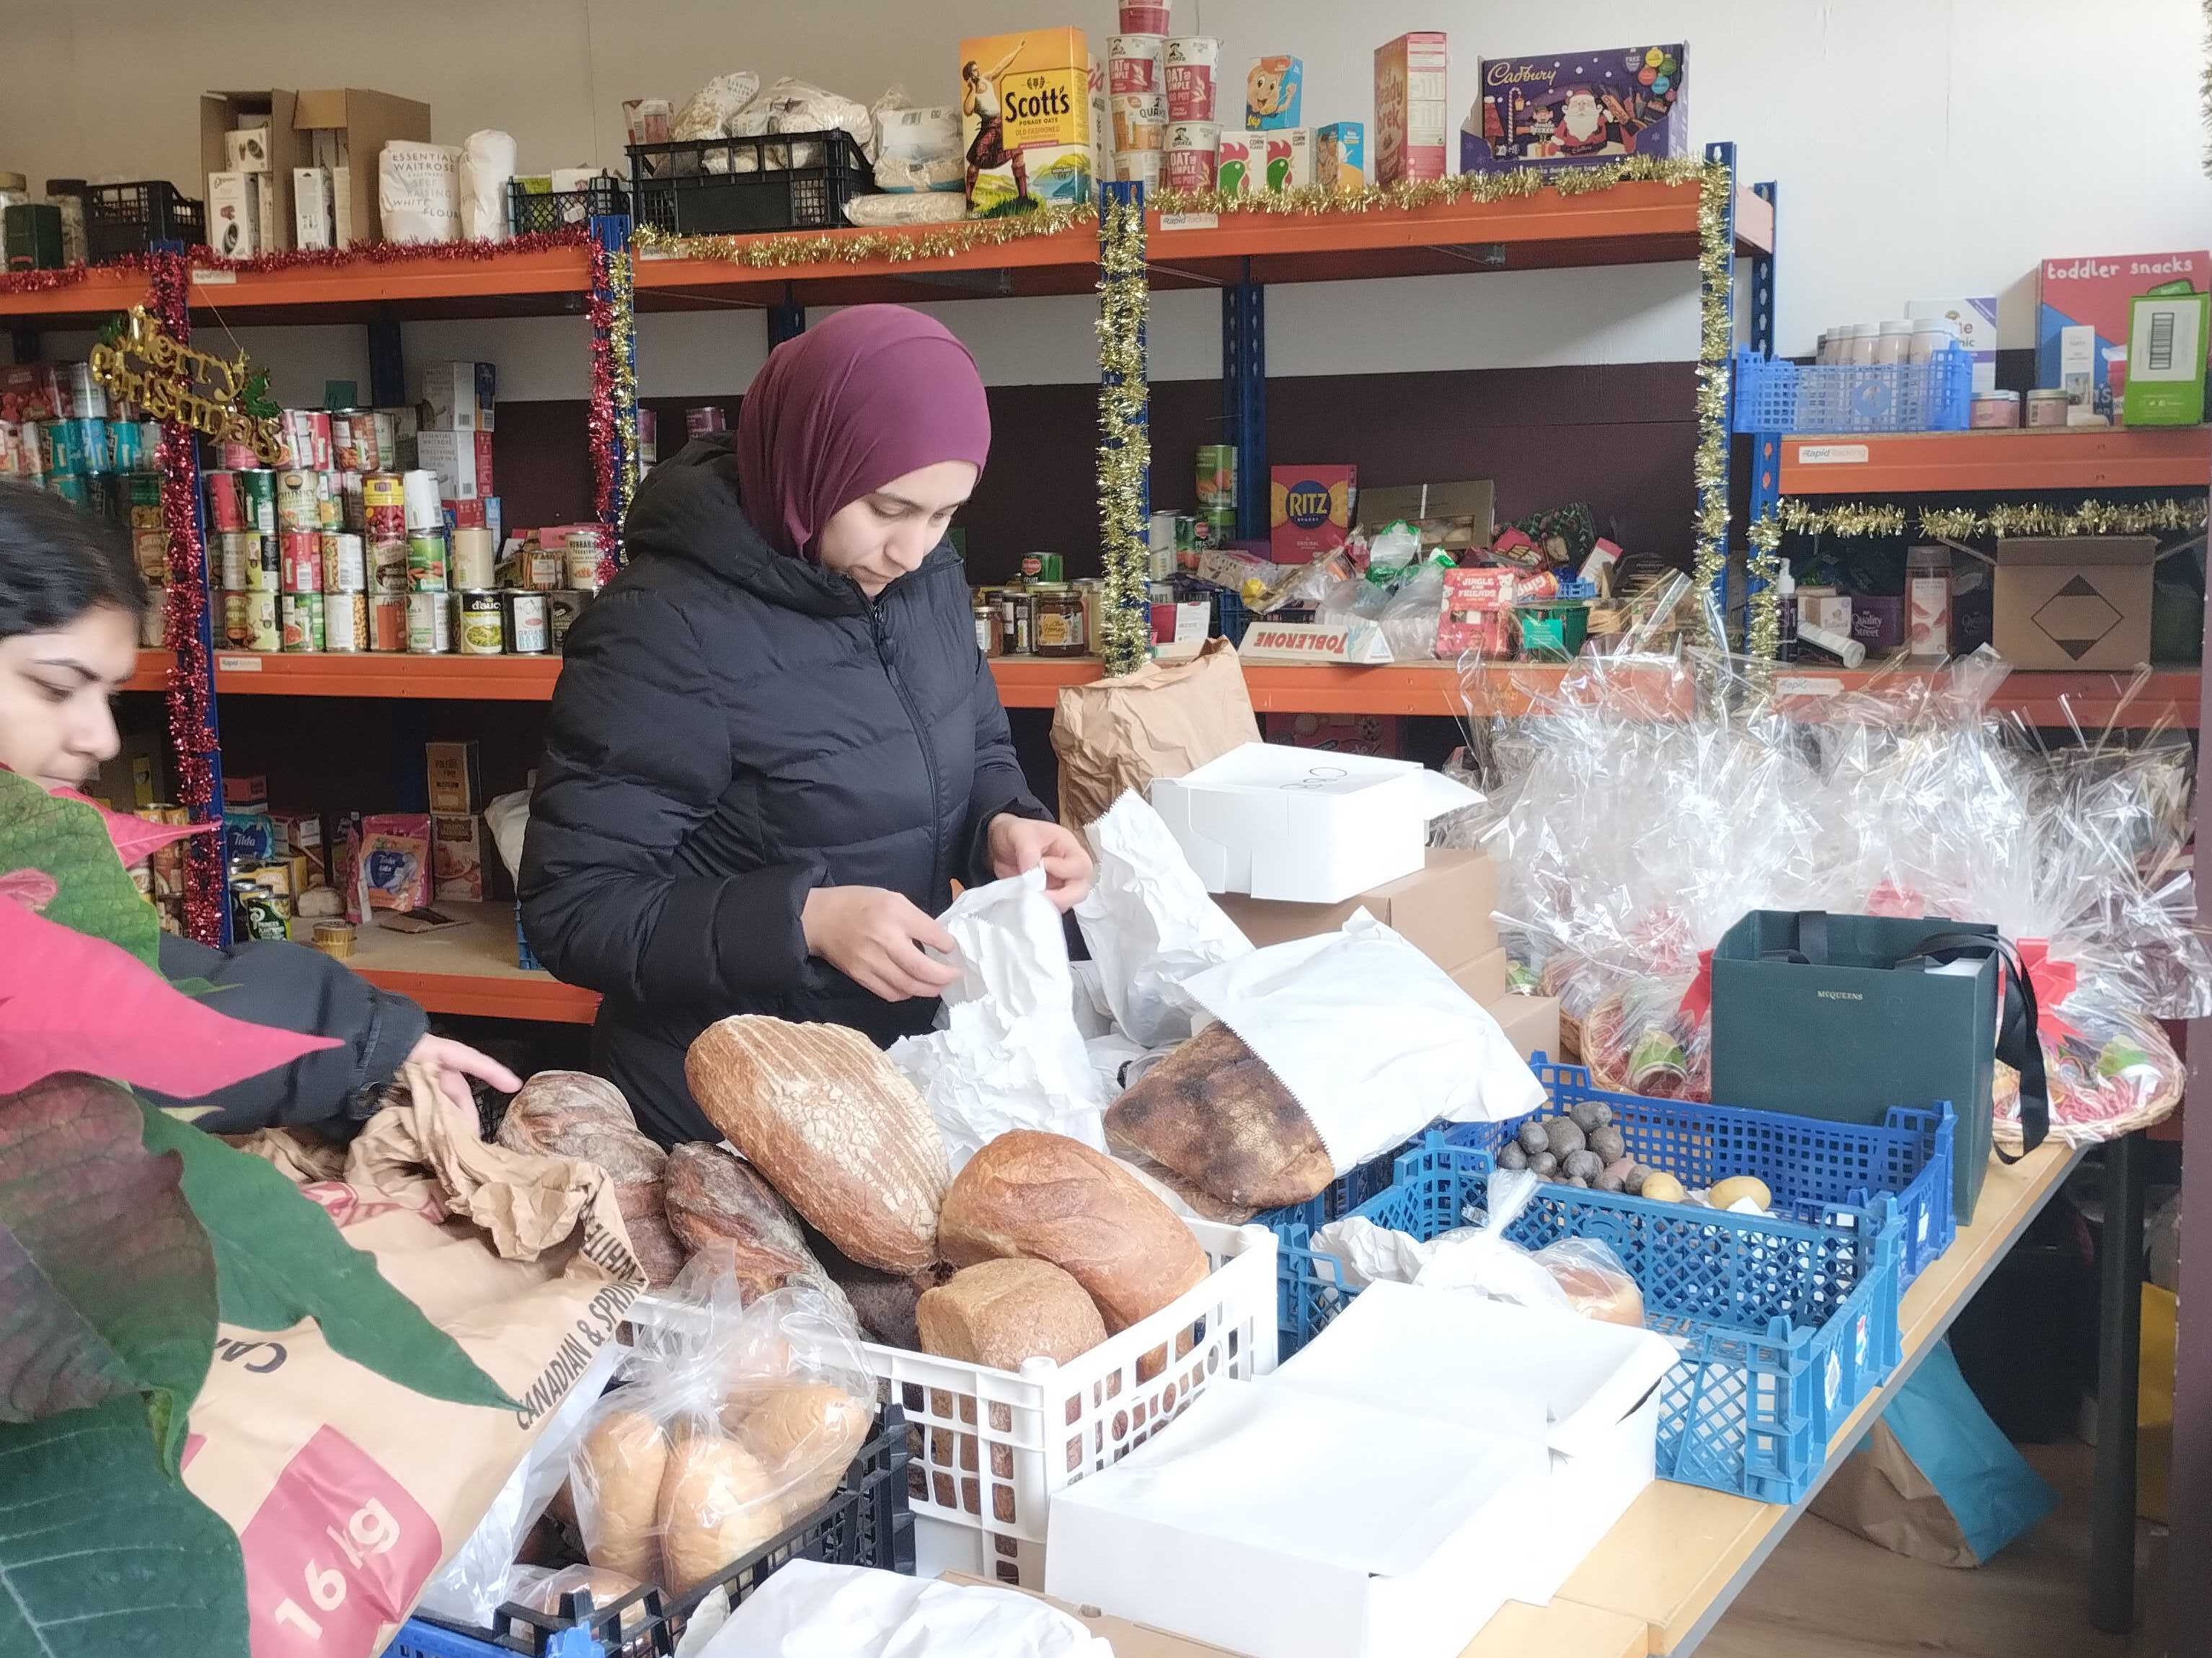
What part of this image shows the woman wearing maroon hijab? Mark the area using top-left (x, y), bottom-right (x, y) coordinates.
top-left (521, 306), bottom-right (1089, 1145)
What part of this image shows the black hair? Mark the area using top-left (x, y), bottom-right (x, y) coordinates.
top-left (0, 481), bottom-right (149, 643)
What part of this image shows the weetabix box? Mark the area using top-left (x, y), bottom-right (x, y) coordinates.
top-left (1461, 45), bottom-right (1687, 172)
top-left (961, 29), bottom-right (1097, 216)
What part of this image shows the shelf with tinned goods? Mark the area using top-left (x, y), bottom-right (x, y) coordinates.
top-left (632, 181), bottom-right (1778, 310)
top-left (1777, 427), bottom-right (2212, 496)
top-left (345, 899), bottom-right (600, 1024)
top-left (206, 649), bottom-right (564, 700)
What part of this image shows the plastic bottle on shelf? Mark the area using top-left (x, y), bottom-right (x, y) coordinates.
top-left (1800, 618), bottom-right (1865, 668)
top-left (1906, 545), bottom-right (1951, 659)
top-left (1908, 315), bottom-right (1958, 364)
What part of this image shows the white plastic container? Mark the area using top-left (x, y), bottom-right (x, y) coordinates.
top-left (1908, 314), bottom-right (1959, 364)
top-left (1873, 319), bottom-right (1914, 366)
top-left (1845, 322), bottom-right (1879, 366)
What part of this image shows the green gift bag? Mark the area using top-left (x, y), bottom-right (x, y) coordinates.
top-left (1709, 911), bottom-right (2049, 1222)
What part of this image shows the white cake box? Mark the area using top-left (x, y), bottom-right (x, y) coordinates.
top-left (1148, 743), bottom-right (1479, 904)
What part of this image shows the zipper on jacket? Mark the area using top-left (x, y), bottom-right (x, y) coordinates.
top-left (870, 604), bottom-right (947, 894)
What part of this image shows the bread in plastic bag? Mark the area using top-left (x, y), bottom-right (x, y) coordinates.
top-left (845, 192), bottom-right (967, 226)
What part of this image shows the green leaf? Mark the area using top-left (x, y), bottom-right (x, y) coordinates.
top-left (0, 770), bottom-right (160, 971)
top-left (162, 978), bottom-right (235, 1000)
top-left (0, 1076), bottom-right (217, 1476)
top-left (0, 1398), bottom-right (249, 1658)
top-left (138, 1106), bottom-right (519, 1414)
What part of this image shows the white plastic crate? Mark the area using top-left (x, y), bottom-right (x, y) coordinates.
top-left (871, 1219), bottom-right (1278, 1589)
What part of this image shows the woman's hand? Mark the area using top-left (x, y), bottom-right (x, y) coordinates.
top-left (802, 886), bottom-right (961, 1001)
top-left (988, 814), bottom-right (1094, 911)
top-left (405, 1034), bottom-right (523, 1114)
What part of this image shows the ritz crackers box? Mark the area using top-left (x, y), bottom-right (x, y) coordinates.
top-left (1461, 45), bottom-right (1687, 172)
top-left (960, 29), bottom-right (1097, 216)
top-left (1270, 465), bottom-right (1357, 561)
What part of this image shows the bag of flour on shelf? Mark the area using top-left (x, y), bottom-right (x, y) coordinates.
top-left (844, 193), bottom-right (967, 226)
top-left (379, 140), bottom-right (463, 243)
top-left (673, 71), bottom-right (762, 140)
top-left (457, 130), bottom-right (517, 242)
top-left (874, 105), bottom-right (964, 191)
top-left (729, 78), bottom-right (874, 172)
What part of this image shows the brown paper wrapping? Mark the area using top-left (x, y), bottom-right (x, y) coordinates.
top-left (1048, 638), bottom-right (1260, 831)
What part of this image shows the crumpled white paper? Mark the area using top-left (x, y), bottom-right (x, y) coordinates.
top-left (699, 1560), bottom-right (1112, 1658)
top-left (1311, 1168), bottom-right (1570, 1313)
top-left (1180, 911), bottom-right (1545, 1176)
top-left (1074, 791), bottom-right (1252, 1049)
top-left (890, 868), bottom-right (1105, 1170)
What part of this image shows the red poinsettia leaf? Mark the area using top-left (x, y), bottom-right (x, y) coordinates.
top-left (53, 788), bottom-right (215, 868)
top-left (0, 899), bottom-right (338, 1098)
top-left (0, 870), bottom-right (58, 913)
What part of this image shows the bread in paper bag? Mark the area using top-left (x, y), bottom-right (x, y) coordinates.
top-left (1050, 637), bottom-right (1258, 830)
top-left (1106, 1022), bottom-right (1334, 1207)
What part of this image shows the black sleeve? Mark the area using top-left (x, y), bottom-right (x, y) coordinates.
top-left (151, 932), bottom-right (428, 1133)
top-left (520, 586), bottom-right (820, 1007)
top-left (959, 645), bottom-right (1051, 887)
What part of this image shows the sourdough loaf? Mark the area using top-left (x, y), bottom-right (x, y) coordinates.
top-left (685, 1016), bottom-right (949, 1275)
top-left (917, 1258), bottom-right (1107, 1370)
top-left (498, 1070), bottom-right (685, 1286)
top-left (660, 1141), bottom-right (837, 1299)
top-left (1104, 1022), bottom-right (1335, 1208)
top-left (936, 1130), bottom-right (1208, 1333)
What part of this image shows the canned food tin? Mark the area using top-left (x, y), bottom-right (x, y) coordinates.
top-left (362, 472), bottom-right (406, 541)
top-left (370, 411), bottom-right (399, 467)
top-left (240, 469), bottom-right (277, 535)
top-left (280, 591), bottom-right (324, 652)
top-left (42, 419), bottom-right (83, 476)
top-left (324, 532), bottom-right (366, 592)
top-left (108, 420), bottom-right (143, 472)
top-left (280, 530), bottom-right (322, 594)
top-left (314, 471), bottom-right (342, 531)
top-left (503, 589), bottom-right (550, 655)
top-left (407, 532), bottom-right (450, 592)
top-left (450, 526), bottom-right (497, 590)
top-left (564, 532), bottom-right (604, 591)
top-left (332, 408), bottom-right (379, 472)
top-left (339, 471), bottom-right (366, 533)
top-left (402, 469), bottom-right (443, 533)
top-left (81, 473), bottom-right (119, 520)
top-left (223, 591), bottom-right (252, 648)
top-left (72, 418), bottom-right (107, 472)
top-left (128, 474), bottom-right (164, 580)
top-left (275, 469), bottom-right (319, 532)
top-left (246, 590), bottom-right (280, 651)
top-left (48, 473), bottom-right (87, 507)
top-left (546, 590), bottom-right (586, 648)
top-left (456, 591), bottom-right (505, 656)
top-left (218, 441), bottom-right (258, 470)
top-left (324, 591), bottom-right (368, 653)
top-left (218, 532), bottom-right (250, 592)
top-left (138, 597), bottom-right (167, 648)
top-left (524, 546), bottom-right (565, 591)
top-left (250, 534), bottom-right (282, 592)
top-left (370, 539), bottom-right (409, 594)
top-left (368, 592), bottom-right (407, 652)
top-left (233, 883), bottom-right (293, 943)
top-left (405, 591), bottom-right (451, 654)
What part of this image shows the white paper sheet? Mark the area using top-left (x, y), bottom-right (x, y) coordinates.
top-left (699, 1561), bottom-right (1111, 1658)
top-left (890, 868), bottom-right (1104, 1170)
top-left (1179, 912), bottom-right (1545, 1174)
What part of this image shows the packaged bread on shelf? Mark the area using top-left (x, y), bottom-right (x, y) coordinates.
top-left (686, 1015), bottom-right (950, 1274)
top-left (937, 1130), bottom-right (1208, 1333)
top-left (497, 1070), bottom-right (686, 1286)
top-left (917, 1258), bottom-right (1107, 1371)
top-left (1105, 1021), bottom-right (1334, 1208)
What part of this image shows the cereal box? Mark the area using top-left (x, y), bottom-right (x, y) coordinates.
top-left (1461, 45), bottom-right (1688, 173)
top-left (1270, 465), bottom-right (1357, 562)
top-left (1316, 122), bottom-right (1366, 193)
top-left (1244, 55), bottom-right (1304, 130)
top-left (1259, 128), bottom-right (1311, 192)
top-left (1216, 131), bottom-right (1257, 195)
top-left (960, 29), bottom-right (1098, 216)
top-left (1374, 32), bottom-right (1450, 185)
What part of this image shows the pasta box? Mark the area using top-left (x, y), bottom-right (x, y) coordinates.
top-left (1461, 45), bottom-right (1687, 172)
top-left (1269, 464), bottom-right (1355, 560)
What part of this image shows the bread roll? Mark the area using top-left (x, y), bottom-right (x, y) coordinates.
top-left (575, 1407), bottom-right (670, 1583)
top-left (501, 1071), bottom-right (679, 1284)
top-left (1105, 1023), bottom-right (1335, 1208)
top-left (937, 1131), bottom-right (1208, 1333)
top-left (685, 1018), bottom-right (948, 1274)
top-left (918, 1258), bottom-right (1107, 1372)
top-left (734, 1385), bottom-right (874, 1517)
top-left (1546, 1257), bottom-right (1646, 1328)
top-left (657, 1434), bottom-right (787, 1595)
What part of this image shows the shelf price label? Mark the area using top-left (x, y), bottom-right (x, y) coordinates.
top-left (1795, 443), bottom-right (1870, 466)
top-left (239, 1426), bottom-right (440, 1656)
top-left (217, 654), bottom-right (262, 673)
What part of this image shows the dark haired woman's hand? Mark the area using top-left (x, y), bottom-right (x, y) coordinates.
top-left (802, 886), bottom-right (962, 1002)
top-left (987, 815), bottom-right (1094, 911)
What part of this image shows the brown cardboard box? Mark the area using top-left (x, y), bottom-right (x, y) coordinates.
top-left (1486, 992), bottom-right (1561, 1062)
top-left (1990, 536), bottom-right (2156, 670)
top-left (293, 88), bottom-right (433, 245)
top-left (91, 729), bottom-right (168, 811)
top-left (1211, 847), bottom-right (1497, 973)
top-left (1356, 479), bottom-right (1495, 555)
top-left (202, 92), bottom-right (300, 252)
top-left (1451, 945), bottom-right (1509, 1007)
top-left (425, 740), bottom-right (480, 813)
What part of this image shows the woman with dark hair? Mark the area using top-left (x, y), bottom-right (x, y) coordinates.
top-left (522, 305), bottom-right (1089, 1145)
top-left (0, 482), bottom-right (518, 1129)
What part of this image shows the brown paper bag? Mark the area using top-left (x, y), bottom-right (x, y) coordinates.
top-left (1809, 1419), bottom-right (1979, 1568)
top-left (190, 1066), bottom-right (648, 1657)
top-left (1050, 637), bottom-right (1260, 829)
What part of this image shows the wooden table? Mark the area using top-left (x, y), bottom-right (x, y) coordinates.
top-left (1536, 1139), bottom-right (2083, 1657)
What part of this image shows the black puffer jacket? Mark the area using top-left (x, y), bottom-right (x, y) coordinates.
top-left (520, 436), bottom-right (1048, 1144)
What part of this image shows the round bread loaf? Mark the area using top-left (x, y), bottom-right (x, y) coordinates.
top-left (917, 1258), bottom-right (1107, 1371)
top-left (657, 1433), bottom-right (786, 1596)
top-left (574, 1407), bottom-right (670, 1584)
top-left (1104, 1023), bottom-right (1335, 1208)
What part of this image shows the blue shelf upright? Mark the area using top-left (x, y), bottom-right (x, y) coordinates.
top-left (1222, 260), bottom-right (1266, 539)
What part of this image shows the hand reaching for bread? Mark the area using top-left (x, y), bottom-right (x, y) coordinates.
top-left (801, 885), bottom-right (960, 1001)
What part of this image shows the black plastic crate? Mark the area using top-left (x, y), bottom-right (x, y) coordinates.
top-left (86, 181), bottom-right (205, 263)
top-left (627, 129), bottom-right (874, 234)
top-left (508, 177), bottom-right (630, 238)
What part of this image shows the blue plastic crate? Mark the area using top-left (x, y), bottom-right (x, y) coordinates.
top-left (1733, 345), bottom-right (1974, 436)
top-left (1282, 1142), bottom-right (1905, 1504)
top-left (516, 901), bottom-right (543, 972)
top-left (1444, 1057), bottom-right (1956, 1287)
top-left (1253, 1128), bottom-right (1435, 1350)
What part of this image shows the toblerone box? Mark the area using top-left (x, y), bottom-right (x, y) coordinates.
top-left (960, 29), bottom-right (1097, 216)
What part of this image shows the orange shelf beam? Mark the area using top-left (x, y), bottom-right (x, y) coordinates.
top-left (211, 651), bottom-right (562, 700)
top-left (351, 965), bottom-right (601, 1024)
top-left (1779, 428), bottom-right (2212, 495)
top-left (125, 649), bottom-right (175, 692)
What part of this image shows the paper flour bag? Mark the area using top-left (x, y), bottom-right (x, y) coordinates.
top-left (379, 140), bottom-right (462, 243)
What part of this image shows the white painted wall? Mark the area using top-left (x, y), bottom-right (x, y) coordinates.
top-left (4, 0), bottom-right (2207, 402)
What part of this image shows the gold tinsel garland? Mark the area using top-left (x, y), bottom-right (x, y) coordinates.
top-left (1687, 158), bottom-right (1737, 654)
top-left (1147, 151), bottom-right (1711, 218)
top-left (1743, 512), bottom-right (1784, 674)
top-left (1096, 192), bottom-right (1152, 676)
top-left (1773, 498), bottom-right (2208, 540)
top-left (609, 249), bottom-right (640, 534)
top-left (634, 204), bottom-right (1096, 269)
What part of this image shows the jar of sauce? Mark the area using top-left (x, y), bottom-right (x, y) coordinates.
top-left (1030, 582), bottom-right (1088, 657)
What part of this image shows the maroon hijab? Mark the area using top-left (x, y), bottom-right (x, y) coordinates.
top-left (734, 306), bottom-right (992, 562)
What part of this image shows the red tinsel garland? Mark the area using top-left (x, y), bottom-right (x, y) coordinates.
top-left (586, 239), bottom-right (620, 586)
top-left (147, 251), bottom-right (225, 945)
top-left (0, 229), bottom-right (589, 296)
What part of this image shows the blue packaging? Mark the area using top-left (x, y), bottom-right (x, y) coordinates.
top-left (42, 418), bottom-right (84, 475)
top-left (1244, 55), bottom-right (1303, 129)
top-left (1316, 123), bottom-right (1366, 193)
top-left (224, 808), bottom-right (279, 873)
top-left (107, 418), bottom-right (142, 473)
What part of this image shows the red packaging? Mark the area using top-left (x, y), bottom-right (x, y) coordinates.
top-left (445, 498), bottom-right (487, 529)
top-left (369, 594), bottom-right (407, 652)
top-left (363, 473), bottom-right (406, 541)
top-left (0, 363), bottom-right (61, 424)
top-left (218, 441), bottom-right (260, 470)
top-left (1120, 1), bottom-right (1170, 32)
top-left (473, 430), bottom-right (495, 497)
top-left (205, 471), bottom-right (245, 532)
top-left (280, 531), bottom-right (322, 594)
top-left (1268, 464), bottom-right (1356, 561)
top-left (1435, 567), bottom-right (1521, 658)
top-left (350, 812), bottom-right (434, 919)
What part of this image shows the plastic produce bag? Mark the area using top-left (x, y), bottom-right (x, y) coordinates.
top-left (1380, 557), bottom-right (1448, 661)
top-left (1074, 791), bottom-right (1252, 1049)
top-left (698, 1560), bottom-right (1113, 1658)
top-left (874, 100), bottom-right (963, 190)
top-left (458, 130), bottom-right (516, 242)
top-left (888, 867), bottom-right (1106, 1170)
top-left (572, 1281), bottom-right (874, 1600)
top-left (673, 71), bottom-right (761, 141)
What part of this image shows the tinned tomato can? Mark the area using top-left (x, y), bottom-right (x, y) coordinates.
top-left (204, 470), bottom-right (245, 532)
top-left (280, 591), bottom-right (324, 652)
top-left (368, 593), bottom-right (407, 652)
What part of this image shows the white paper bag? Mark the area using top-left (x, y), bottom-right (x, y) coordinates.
top-left (700, 1561), bottom-right (1111, 1658)
top-left (1074, 791), bottom-right (1252, 1049)
top-left (458, 130), bottom-right (516, 242)
top-left (890, 868), bottom-right (1105, 1170)
top-left (379, 139), bottom-right (461, 243)
top-left (1180, 912), bottom-right (1544, 1175)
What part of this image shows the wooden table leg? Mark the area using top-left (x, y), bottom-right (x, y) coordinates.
top-left (2089, 1128), bottom-right (2145, 1633)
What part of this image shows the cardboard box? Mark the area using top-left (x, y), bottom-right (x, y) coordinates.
top-left (292, 87), bottom-right (433, 246)
top-left (1264, 711), bottom-right (1402, 759)
top-left (1315, 122), bottom-right (1365, 193)
top-left (1373, 32), bottom-right (1450, 185)
top-left (271, 810), bottom-right (328, 889)
top-left (425, 740), bottom-right (480, 814)
top-left (1236, 618), bottom-right (1394, 666)
top-left (91, 731), bottom-right (167, 812)
top-left (943, 1579), bottom-right (1246, 1657)
top-left (1209, 847), bottom-right (1497, 971)
top-left (203, 92), bottom-right (299, 252)
top-left (1152, 746), bottom-right (1480, 904)
top-left (960, 30), bottom-right (1097, 215)
top-left (1990, 537), bottom-right (2156, 670)
top-left (2035, 250), bottom-right (2209, 394)
top-left (1243, 55), bottom-right (1304, 130)
top-left (431, 813), bottom-right (487, 901)
top-left (1357, 479), bottom-right (1495, 555)
top-left (1461, 45), bottom-right (1686, 174)
top-left (1486, 992), bottom-right (1561, 1062)
top-left (1905, 296), bottom-right (1998, 395)
top-left (2124, 285), bottom-right (2208, 426)
top-left (1269, 465), bottom-right (1355, 562)
top-left (419, 361), bottom-right (479, 431)
top-left (204, 170), bottom-right (262, 257)
top-left (1450, 945), bottom-right (1509, 1007)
